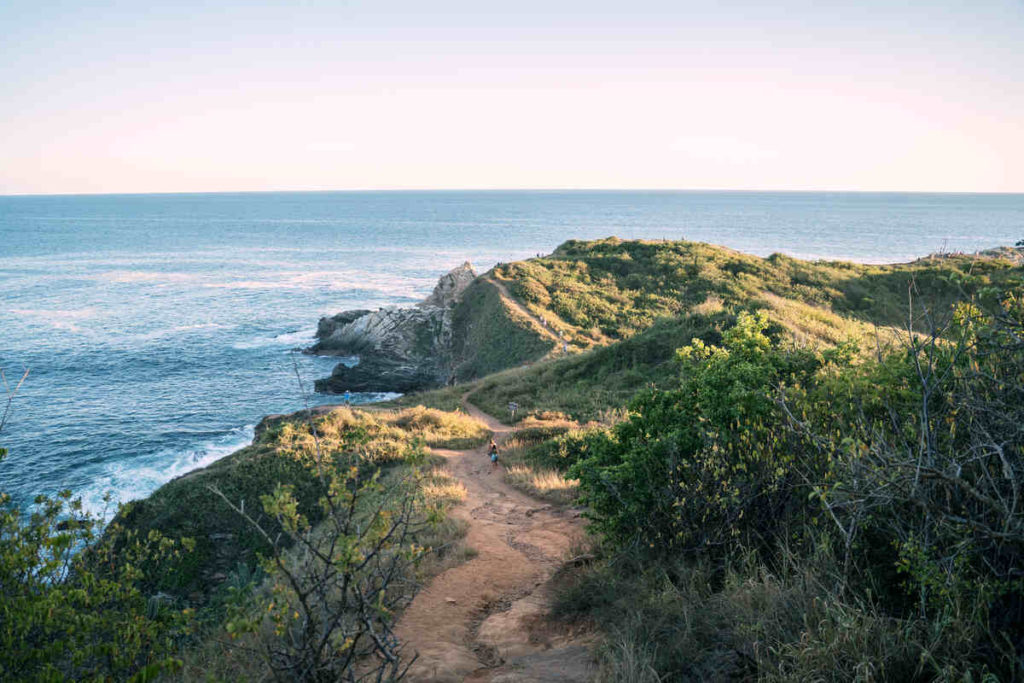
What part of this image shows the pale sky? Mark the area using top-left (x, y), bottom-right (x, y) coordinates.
top-left (2, 0), bottom-right (1023, 194)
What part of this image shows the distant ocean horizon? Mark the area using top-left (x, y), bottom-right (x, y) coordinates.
top-left (7, 188), bottom-right (1024, 197)
top-left (1, 190), bottom-right (1021, 516)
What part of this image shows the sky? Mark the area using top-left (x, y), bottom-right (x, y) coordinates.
top-left (1, 0), bottom-right (1023, 194)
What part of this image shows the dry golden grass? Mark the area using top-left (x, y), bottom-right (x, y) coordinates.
top-left (693, 294), bottom-right (725, 315)
top-left (504, 463), bottom-right (579, 505)
top-left (271, 405), bottom-right (491, 463)
top-left (422, 466), bottom-right (468, 506)
top-left (387, 405), bottom-right (492, 449)
top-left (516, 413), bottom-right (578, 430)
top-left (755, 291), bottom-right (877, 347)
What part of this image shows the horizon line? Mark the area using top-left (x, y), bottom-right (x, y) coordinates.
top-left (3, 187), bottom-right (1024, 199)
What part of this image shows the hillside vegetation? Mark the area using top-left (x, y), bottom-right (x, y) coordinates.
top-left (1, 405), bottom-right (488, 681)
top-left (547, 293), bottom-right (1024, 680)
top-left (448, 276), bottom-right (555, 381)
top-left (3, 238), bottom-right (1021, 681)
top-left (394, 238), bottom-right (1024, 680)
top-left (113, 406), bottom-right (489, 602)
top-left (495, 237), bottom-right (1016, 346)
top-left (407, 238), bottom-right (1022, 422)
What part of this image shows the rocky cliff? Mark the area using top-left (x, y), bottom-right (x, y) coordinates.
top-left (310, 262), bottom-right (477, 393)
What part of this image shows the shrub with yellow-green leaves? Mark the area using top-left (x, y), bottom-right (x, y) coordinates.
top-left (569, 281), bottom-right (1024, 678)
top-left (0, 488), bottom-right (193, 681)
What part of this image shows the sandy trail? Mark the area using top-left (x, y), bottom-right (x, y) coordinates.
top-left (486, 277), bottom-right (564, 348)
top-left (395, 399), bottom-right (594, 682)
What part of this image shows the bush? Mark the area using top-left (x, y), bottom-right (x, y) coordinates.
top-left (569, 283), bottom-right (1024, 678)
top-left (0, 489), bottom-right (192, 681)
top-left (570, 311), bottom-right (821, 554)
top-left (785, 289), bottom-right (1024, 672)
top-left (213, 431), bottom-right (435, 682)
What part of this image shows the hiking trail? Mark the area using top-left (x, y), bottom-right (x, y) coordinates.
top-left (485, 277), bottom-right (564, 348)
top-left (395, 397), bottom-right (595, 682)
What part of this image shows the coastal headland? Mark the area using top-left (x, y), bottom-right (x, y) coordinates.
top-left (29, 237), bottom-right (1023, 681)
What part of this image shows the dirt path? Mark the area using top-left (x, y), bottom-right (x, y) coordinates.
top-left (395, 399), bottom-right (594, 682)
top-left (486, 277), bottom-right (564, 347)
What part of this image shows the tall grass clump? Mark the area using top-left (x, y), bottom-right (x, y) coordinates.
top-left (496, 417), bottom-right (609, 505)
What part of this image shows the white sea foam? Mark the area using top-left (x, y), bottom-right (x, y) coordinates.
top-left (10, 307), bottom-right (98, 319)
top-left (79, 424), bottom-right (255, 521)
top-left (274, 329), bottom-right (315, 346)
top-left (130, 322), bottom-right (225, 342)
top-left (98, 271), bottom-right (202, 284)
top-left (203, 270), bottom-right (428, 297)
top-left (230, 328), bottom-right (314, 350)
top-left (8, 308), bottom-right (99, 334)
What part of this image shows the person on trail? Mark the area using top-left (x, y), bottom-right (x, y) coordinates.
top-left (488, 439), bottom-right (499, 470)
top-left (343, 390), bottom-right (352, 406)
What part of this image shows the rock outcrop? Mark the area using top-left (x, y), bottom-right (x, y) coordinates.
top-left (309, 262), bottom-right (476, 393)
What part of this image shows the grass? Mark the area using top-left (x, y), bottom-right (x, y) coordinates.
top-left (497, 238), bottom-right (1021, 348)
top-left (504, 464), bottom-right (578, 505)
top-left (386, 240), bottom-right (1021, 423)
top-left (378, 384), bottom-right (467, 412)
top-left (492, 418), bottom-right (599, 505)
top-left (467, 311), bottom-right (730, 422)
top-left (384, 405), bottom-right (492, 449)
top-left (554, 546), bottom-right (988, 682)
top-left (421, 465), bottom-right (469, 506)
top-left (112, 405), bottom-right (489, 603)
top-left (449, 276), bottom-right (556, 381)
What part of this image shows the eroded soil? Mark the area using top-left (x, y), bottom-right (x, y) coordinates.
top-left (395, 401), bottom-right (595, 682)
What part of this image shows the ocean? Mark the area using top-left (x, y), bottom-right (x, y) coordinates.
top-left (1, 190), bottom-right (1021, 516)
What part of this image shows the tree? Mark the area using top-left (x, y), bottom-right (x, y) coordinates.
top-left (212, 421), bottom-right (437, 682)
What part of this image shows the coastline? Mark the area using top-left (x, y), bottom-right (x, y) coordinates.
top-left (5, 237), bottom-right (1020, 522)
top-left (96, 238), bottom-right (1023, 521)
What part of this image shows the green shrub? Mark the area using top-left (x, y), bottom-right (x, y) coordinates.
top-left (788, 290), bottom-right (1024, 668)
top-left (568, 283), bottom-right (1024, 677)
top-left (524, 428), bottom-right (603, 472)
top-left (0, 489), bottom-right (192, 681)
top-left (570, 311), bottom-right (822, 554)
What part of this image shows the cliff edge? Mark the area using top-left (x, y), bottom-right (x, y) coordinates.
top-left (309, 262), bottom-right (477, 393)
top-left (310, 261), bottom-right (557, 394)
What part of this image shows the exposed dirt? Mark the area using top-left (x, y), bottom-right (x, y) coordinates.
top-left (485, 277), bottom-right (564, 348)
top-left (395, 399), bottom-right (595, 682)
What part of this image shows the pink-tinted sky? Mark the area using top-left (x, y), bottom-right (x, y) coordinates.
top-left (2, 0), bottom-right (1022, 194)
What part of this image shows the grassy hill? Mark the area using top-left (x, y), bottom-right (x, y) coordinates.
top-left (398, 238), bottom-right (1022, 421)
top-left (496, 237), bottom-right (1018, 344)
top-left (448, 276), bottom-right (556, 382)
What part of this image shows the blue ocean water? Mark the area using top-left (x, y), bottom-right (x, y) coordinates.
top-left (1, 190), bottom-right (1022, 516)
